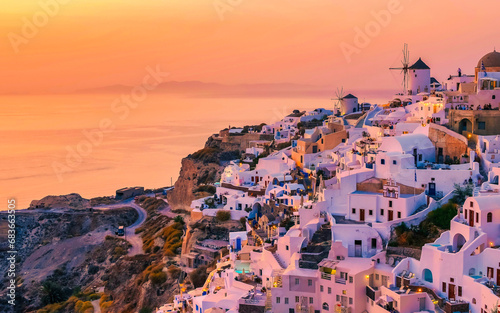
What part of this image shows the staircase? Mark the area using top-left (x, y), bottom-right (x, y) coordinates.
top-left (265, 289), bottom-right (273, 312)
top-left (272, 251), bottom-right (286, 269)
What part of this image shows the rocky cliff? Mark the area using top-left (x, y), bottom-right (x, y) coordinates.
top-left (167, 132), bottom-right (274, 211)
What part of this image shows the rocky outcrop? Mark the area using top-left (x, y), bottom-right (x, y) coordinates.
top-left (167, 157), bottom-right (223, 211)
top-left (168, 132), bottom-right (273, 211)
top-left (29, 193), bottom-right (90, 210)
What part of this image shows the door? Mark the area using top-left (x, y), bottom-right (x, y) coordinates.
top-left (448, 283), bottom-right (455, 300)
top-left (388, 210), bottom-right (394, 221)
top-left (419, 297), bottom-right (426, 311)
top-left (354, 240), bottom-right (362, 257)
top-left (360, 209), bottom-right (365, 222)
top-left (428, 183), bottom-right (436, 196)
top-left (340, 296), bottom-right (348, 307)
top-left (469, 210), bottom-right (474, 227)
top-left (497, 269), bottom-right (500, 286)
top-left (382, 275), bottom-right (389, 288)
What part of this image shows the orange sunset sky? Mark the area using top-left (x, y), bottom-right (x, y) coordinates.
top-left (1, 0), bottom-right (499, 95)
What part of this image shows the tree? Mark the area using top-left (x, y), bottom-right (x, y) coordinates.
top-left (451, 183), bottom-right (473, 205)
top-left (40, 281), bottom-right (67, 305)
top-left (190, 266), bottom-right (208, 288)
top-left (239, 217), bottom-right (247, 228)
top-left (174, 215), bottom-right (185, 225)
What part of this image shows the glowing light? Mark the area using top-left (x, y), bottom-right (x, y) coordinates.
top-left (418, 288), bottom-right (422, 292)
top-left (468, 134), bottom-right (472, 138)
top-left (365, 275), bottom-right (370, 279)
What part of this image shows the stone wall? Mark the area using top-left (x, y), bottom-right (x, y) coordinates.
top-left (428, 124), bottom-right (469, 163)
top-left (386, 246), bottom-right (422, 260)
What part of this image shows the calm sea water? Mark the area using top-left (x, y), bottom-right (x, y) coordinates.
top-left (0, 92), bottom-right (389, 209)
top-left (0, 94), bottom-right (334, 209)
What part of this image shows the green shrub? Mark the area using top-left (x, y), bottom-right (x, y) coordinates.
top-left (216, 210), bottom-right (231, 222)
top-left (426, 202), bottom-right (458, 229)
top-left (189, 266), bottom-right (208, 288)
top-left (149, 271), bottom-right (167, 285)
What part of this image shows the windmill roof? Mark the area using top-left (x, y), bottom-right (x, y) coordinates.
top-left (430, 77), bottom-right (440, 84)
top-left (344, 93), bottom-right (357, 99)
top-left (409, 58), bottom-right (430, 70)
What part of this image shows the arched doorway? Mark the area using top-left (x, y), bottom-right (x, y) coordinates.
top-left (249, 203), bottom-right (262, 220)
top-left (453, 233), bottom-right (467, 252)
top-left (459, 118), bottom-right (472, 134)
top-left (422, 268), bottom-right (433, 283)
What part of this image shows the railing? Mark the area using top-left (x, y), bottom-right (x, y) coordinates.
top-left (366, 286), bottom-right (377, 301)
top-left (321, 272), bottom-right (332, 280)
top-left (335, 277), bottom-right (346, 285)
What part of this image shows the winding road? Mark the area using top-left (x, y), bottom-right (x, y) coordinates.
top-left (93, 197), bottom-right (148, 256)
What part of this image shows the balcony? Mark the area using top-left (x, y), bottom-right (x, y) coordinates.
top-left (321, 272), bottom-right (332, 280)
top-left (335, 277), bottom-right (347, 285)
top-left (366, 286), bottom-right (382, 302)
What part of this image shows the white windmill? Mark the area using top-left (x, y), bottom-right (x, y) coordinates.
top-left (389, 43), bottom-right (410, 96)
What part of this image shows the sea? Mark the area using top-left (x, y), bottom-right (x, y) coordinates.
top-left (0, 92), bottom-right (390, 209)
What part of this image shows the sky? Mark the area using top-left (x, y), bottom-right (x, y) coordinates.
top-left (1, 0), bottom-right (499, 94)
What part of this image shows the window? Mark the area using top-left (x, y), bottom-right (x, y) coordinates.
top-left (328, 287), bottom-right (332, 294)
top-left (295, 278), bottom-right (300, 285)
top-left (369, 210), bottom-right (373, 215)
top-left (285, 298), bottom-right (289, 304)
top-left (376, 274), bottom-right (379, 280)
top-left (352, 208), bottom-right (356, 214)
top-left (470, 201), bottom-right (473, 207)
top-left (309, 297), bottom-right (313, 304)
top-left (478, 122), bottom-right (486, 130)
top-left (458, 286), bottom-right (462, 297)
top-left (371, 238), bottom-right (377, 249)
top-left (336, 295), bottom-right (340, 301)
top-left (259, 269), bottom-right (263, 276)
top-left (442, 282), bottom-right (446, 292)
top-left (276, 297), bottom-right (281, 304)
top-left (286, 245), bottom-right (289, 251)
top-left (308, 279), bottom-right (312, 286)
top-left (349, 298), bottom-right (353, 305)
top-left (320, 285), bottom-right (324, 292)
top-left (323, 303), bottom-right (329, 311)
top-left (393, 160), bottom-right (397, 165)
top-left (419, 154), bottom-right (423, 161)
top-left (487, 212), bottom-right (493, 223)
top-left (349, 276), bottom-right (353, 283)
top-left (381, 159), bottom-right (385, 165)
top-left (476, 212), bottom-right (479, 223)
top-left (389, 200), bottom-right (393, 207)
top-left (295, 296), bottom-right (300, 303)
top-left (381, 209), bottom-right (384, 216)
top-left (397, 212), bottom-right (402, 218)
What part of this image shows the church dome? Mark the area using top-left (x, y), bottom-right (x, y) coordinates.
top-left (477, 50), bottom-right (500, 68)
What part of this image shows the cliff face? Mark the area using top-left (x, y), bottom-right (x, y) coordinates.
top-left (167, 132), bottom-right (274, 211)
top-left (167, 157), bottom-right (223, 211)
